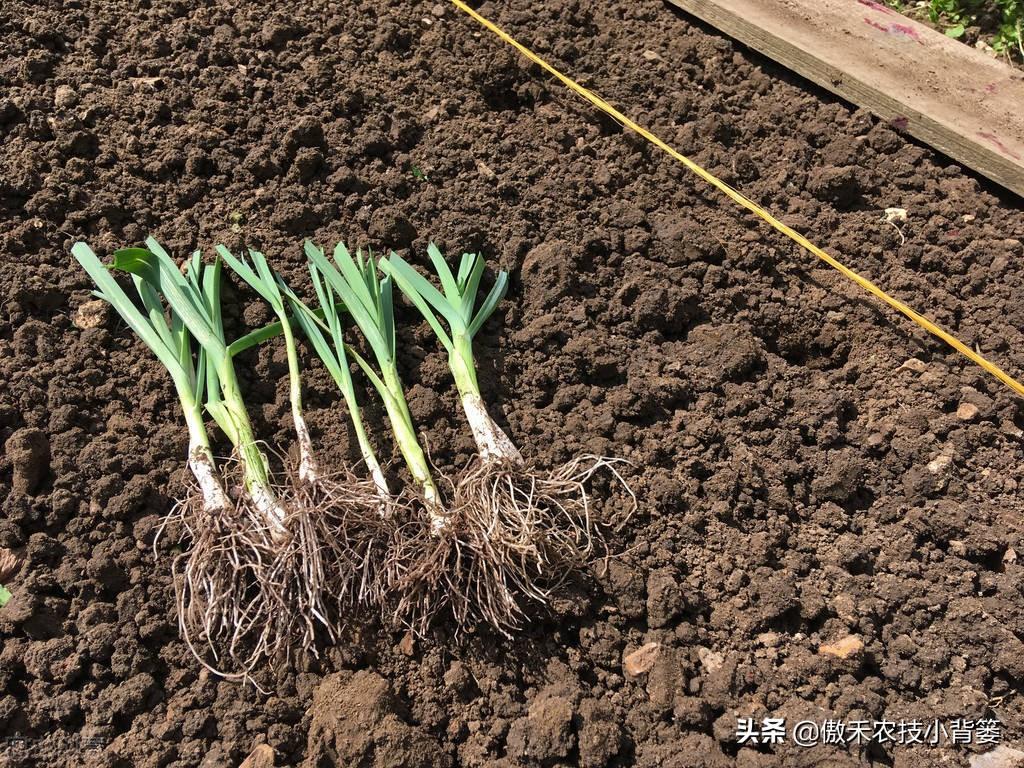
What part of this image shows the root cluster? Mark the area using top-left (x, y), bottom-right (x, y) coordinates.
top-left (386, 455), bottom-right (634, 636)
top-left (161, 459), bottom-right (392, 682)
top-left (161, 453), bottom-right (633, 677)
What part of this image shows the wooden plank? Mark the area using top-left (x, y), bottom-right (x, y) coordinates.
top-left (665, 0), bottom-right (1024, 197)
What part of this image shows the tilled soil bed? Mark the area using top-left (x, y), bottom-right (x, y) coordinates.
top-left (2, 1), bottom-right (1024, 766)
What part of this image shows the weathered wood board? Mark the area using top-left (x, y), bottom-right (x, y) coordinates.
top-left (665, 0), bottom-right (1024, 197)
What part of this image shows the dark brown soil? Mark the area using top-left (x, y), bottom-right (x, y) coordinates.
top-left (2, 0), bottom-right (1024, 766)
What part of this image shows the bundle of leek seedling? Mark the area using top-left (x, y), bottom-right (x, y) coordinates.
top-left (297, 241), bottom-right (444, 605)
top-left (380, 244), bottom-right (635, 633)
top-left (73, 233), bottom-right (635, 662)
top-left (303, 242), bottom-right (442, 513)
top-left (218, 245), bottom-right (384, 614)
top-left (74, 239), bottom-right (328, 678)
top-left (73, 241), bottom-right (257, 674)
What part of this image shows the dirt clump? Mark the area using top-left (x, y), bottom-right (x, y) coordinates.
top-left (4, 428), bottom-right (50, 494)
top-left (304, 671), bottom-right (449, 768)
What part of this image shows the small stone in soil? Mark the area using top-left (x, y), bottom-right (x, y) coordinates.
top-left (899, 357), bottom-right (928, 373)
top-left (623, 642), bottom-right (661, 676)
top-left (956, 402), bottom-right (979, 421)
top-left (818, 635), bottom-right (864, 659)
top-left (697, 646), bottom-right (725, 673)
top-left (73, 299), bottom-right (109, 329)
top-left (54, 84), bottom-right (78, 108)
top-left (969, 745), bottom-right (1024, 768)
top-left (239, 744), bottom-right (274, 768)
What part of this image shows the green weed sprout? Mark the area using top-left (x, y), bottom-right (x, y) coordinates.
top-left (379, 245), bottom-right (635, 634)
top-left (0, 549), bottom-right (20, 608)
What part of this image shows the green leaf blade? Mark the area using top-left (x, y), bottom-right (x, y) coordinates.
top-left (426, 242), bottom-right (462, 304)
top-left (72, 243), bottom-right (188, 382)
top-left (468, 271), bottom-right (509, 337)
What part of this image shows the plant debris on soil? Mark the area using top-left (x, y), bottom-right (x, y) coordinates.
top-left (2, 0), bottom-right (1024, 766)
top-left (887, 0), bottom-right (1023, 65)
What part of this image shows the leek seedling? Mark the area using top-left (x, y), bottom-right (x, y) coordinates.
top-left (379, 245), bottom-right (635, 633)
top-left (72, 242), bottom-right (231, 518)
top-left (72, 241), bottom-right (272, 674)
top-left (284, 260), bottom-right (391, 511)
top-left (216, 246), bottom-right (318, 482)
top-left (111, 239), bottom-right (289, 532)
top-left (78, 238), bottom-right (326, 679)
top-left (218, 245), bottom-right (385, 615)
top-left (304, 241), bottom-right (443, 524)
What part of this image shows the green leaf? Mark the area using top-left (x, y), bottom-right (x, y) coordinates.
top-left (308, 242), bottom-right (393, 367)
top-left (116, 243), bottom-right (221, 356)
top-left (133, 275), bottom-right (176, 351)
top-left (331, 241), bottom-right (378, 319)
top-left (144, 238), bottom-right (208, 313)
top-left (227, 319), bottom-right (285, 357)
top-left (72, 243), bottom-right (189, 385)
top-left (458, 253), bottom-right (486, 322)
top-left (216, 245), bottom-right (276, 308)
top-left (468, 272), bottom-right (509, 338)
top-left (0, 583), bottom-right (12, 608)
top-left (945, 22), bottom-right (966, 37)
top-left (346, 344), bottom-right (398, 413)
top-left (378, 254), bottom-right (455, 350)
top-left (380, 274), bottom-right (396, 359)
top-left (184, 251), bottom-right (203, 295)
top-left (200, 259), bottom-right (231, 437)
top-left (427, 242), bottom-right (461, 304)
top-left (456, 252), bottom-right (476, 288)
top-left (380, 252), bottom-right (463, 332)
top-left (113, 248), bottom-right (163, 286)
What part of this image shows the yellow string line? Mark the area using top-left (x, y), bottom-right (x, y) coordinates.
top-left (448, 0), bottom-right (1024, 398)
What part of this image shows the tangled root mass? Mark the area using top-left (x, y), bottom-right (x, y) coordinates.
top-left (387, 454), bottom-right (635, 637)
top-left (159, 450), bottom-right (632, 678)
top-left (160, 459), bottom-right (392, 683)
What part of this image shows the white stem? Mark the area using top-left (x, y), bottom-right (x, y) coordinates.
top-left (461, 392), bottom-right (522, 465)
top-left (293, 409), bottom-right (319, 484)
top-left (425, 483), bottom-right (447, 534)
top-left (188, 440), bottom-right (231, 513)
top-left (250, 481), bottom-right (289, 540)
top-left (366, 458), bottom-right (392, 517)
